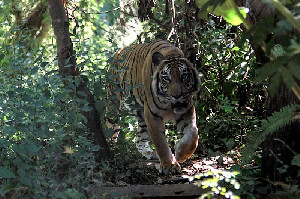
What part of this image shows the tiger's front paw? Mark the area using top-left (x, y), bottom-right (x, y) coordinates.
top-left (159, 163), bottom-right (181, 175)
top-left (158, 155), bottom-right (181, 175)
top-left (175, 128), bottom-right (198, 163)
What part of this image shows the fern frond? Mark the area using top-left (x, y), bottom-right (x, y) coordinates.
top-left (255, 56), bottom-right (288, 83)
top-left (242, 104), bottom-right (299, 164)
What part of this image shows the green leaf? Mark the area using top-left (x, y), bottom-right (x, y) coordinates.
top-left (0, 53), bottom-right (5, 61)
top-left (242, 104), bottom-right (299, 164)
top-left (288, 56), bottom-right (300, 80)
top-left (90, 145), bottom-right (101, 152)
top-left (291, 154), bottom-right (300, 166)
top-left (232, 46), bottom-right (240, 51)
top-left (0, 185), bottom-right (15, 195)
top-left (222, 7), bottom-right (247, 26)
top-left (133, 83), bottom-right (143, 89)
top-left (0, 167), bottom-right (16, 179)
top-left (281, 66), bottom-right (295, 89)
top-left (77, 91), bottom-right (87, 97)
top-left (240, 16), bottom-right (274, 46)
top-left (255, 56), bottom-right (288, 83)
top-left (225, 138), bottom-right (235, 149)
top-left (198, 10), bottom-right (209, 20)
top-left (95, 100), bottom-right (105, 113)
top-left (64, 64), bottom-right (73, 68)
top-left (25, 143), bottom-right (41, 155)
top-left (196, 0), bottom-right (247, 26)
top-left (65, 56), bottom-right (71, 65)
top-left (18, 169), bottom-right (31, 186)
top-left (269, 72), bottom-right (281, 96)
top-left (287, 39), bottom-right (300, 56)
top-left (271, 44), bottom-right (286, 57)
top-left (31, 67), bottom-right (39, 74)
top-left (275, 18), bottom-right (293, 35)
top-left (113, 87), bottom-right (123, 93)
top-left (81, 105), bottom-right (93, 112)
top-left (40, 62), bottom-right (49, 68)
top-left (101, 0), bottom-right (120, 26)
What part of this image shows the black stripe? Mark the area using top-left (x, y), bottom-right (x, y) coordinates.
top-left (134, 83), bottom-right (144, 106)
top-left (139, 124), bottom-right (147, 128)
top-left (176, 106), bottom-right (193, 124)
top-left (114, 129), bottom-right (120, 133)
top-left (181, 124), bottom-right (189, 132)
top-left (132, 93), bottom-right (143, 109)
top-left (152, 42), bottom-right (168, 51)
top-left (139, 44), bottom-right (149, 61)
top-left (145, 46), bottom-right (152, 57)
top-left (139, 129), bottom-right (148, 134)
top-left (150, 84), bottom-right (167, 110)
top-left (135, 45), bottom-right (147, 105)
top-left (146, 102), bottom-right (163, 120)
top-left (157, 45), bottom-right (171, 52)
top-left (142, 44), bottom-right (149, 53)
top-left (155, 76), bottom-right (166, 104)
top-left (136, 139), bottom-right (148, 142)
top-left (150, 61), bottom-right (154, 75)
top-left (176, 115), bottom-right (184, 126)
top-left (134, 55), bottom-right (138, 86)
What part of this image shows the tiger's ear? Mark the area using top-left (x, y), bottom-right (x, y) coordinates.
top-left (185, 48), bottom-right (196, 64)
top-left (152, 52), bottom-right (164, 66)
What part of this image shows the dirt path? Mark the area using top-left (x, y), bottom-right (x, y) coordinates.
top-left (94, 154), bottom-right (237, 198)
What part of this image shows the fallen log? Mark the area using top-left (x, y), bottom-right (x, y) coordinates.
top-left (94, 183), bottom-right (205, 198)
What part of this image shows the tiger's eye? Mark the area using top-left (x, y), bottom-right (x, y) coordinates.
top-left (162, 75), bottom-right (171, 82)
top-left (181, 74), bottom-right (188, 80)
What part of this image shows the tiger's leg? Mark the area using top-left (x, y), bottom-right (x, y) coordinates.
top-left (175, 106), bottom-right (199, 163)
top-left (106, 119), bottom-right (119, 140)
top-left (105, 82), bottom-right (122, 141)
top-left (144, 105), bottom-right (181, 174)
top-left (135, 109), bottom-right (156, 159)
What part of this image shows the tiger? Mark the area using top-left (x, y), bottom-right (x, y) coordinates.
top-left (106, 40), bottom-right (201, 174)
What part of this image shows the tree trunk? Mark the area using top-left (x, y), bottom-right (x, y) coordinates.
top-left (236, 0), bottom-right (300, 181)
top-left (46, 0), bottom-right (111, 159)
top-left (13, 1), bottom-right (50, 49)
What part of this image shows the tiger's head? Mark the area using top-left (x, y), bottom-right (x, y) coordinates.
top-left (151, 49), bottom-right (201, 114)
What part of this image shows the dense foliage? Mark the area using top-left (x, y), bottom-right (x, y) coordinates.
top-left (0, 0), bottom-right (299, 198)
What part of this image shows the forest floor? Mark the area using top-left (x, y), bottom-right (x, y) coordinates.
top-left (94, 149), bottom-right (239, 198)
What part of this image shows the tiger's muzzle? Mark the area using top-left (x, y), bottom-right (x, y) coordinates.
top-left (171, 101), bottom-right (189, 114)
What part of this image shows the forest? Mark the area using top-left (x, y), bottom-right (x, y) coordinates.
top-left (0, 0), bottom-right (299, 198)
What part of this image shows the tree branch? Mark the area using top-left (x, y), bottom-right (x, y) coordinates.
top-left (13, 1), bottom-right (50, 50)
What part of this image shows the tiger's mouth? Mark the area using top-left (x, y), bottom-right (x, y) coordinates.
top-left (171, 102), bottom-right (189, 114)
